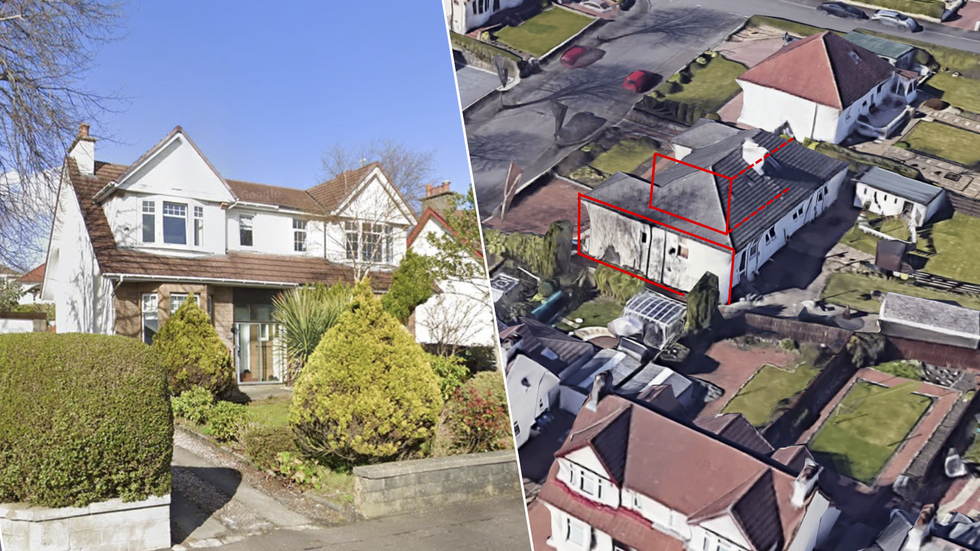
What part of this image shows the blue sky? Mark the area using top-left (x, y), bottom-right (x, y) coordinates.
top-left (85, 1), bottom-right (471, 192)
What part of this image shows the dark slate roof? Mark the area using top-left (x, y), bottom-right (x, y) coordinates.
top-left (858, 167), bottom-right (944, 205)
top-left (498, 317), bottom-right (597, 376)
top-left (588, 129), bottom-right (848, 251)
top-left (874, 511), bottom-right (915, 551)
top-left (591, 408), bottom-right (631, 485)
top-left (696, 413), bottom-right (775, 455)
top-left (565, 349), bottom-right (642, 393)
top-left (732, 469), bottom-right (785, 551)
top-left (843, 31), bottom-right (915, 61)
top-left (672, 119), bottom-right (742, 150)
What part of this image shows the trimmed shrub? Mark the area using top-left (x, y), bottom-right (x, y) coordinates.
top-left (594, 264), bottom-right (644, 304)
top-left (0, 333), bottom-right (172, 508)
top-left (894, 141), bottom-right (910, 150)
top-left (290, 282), bottom-right (443, 466)
top-left (207, 401), bottom-right (248, 442)
top-left (172, 386), bottom-right (214, 424)
top-left (428, 353), bottom-right (470, 401)
top-left (242, 425), bottom-right (299, 471)
top-left (153, 294), bottom-right (236, 397)
top-left (686, 272), bottom-right (720, 332)
top-left (447, 372), bottom-right (513, 453)
top-left (382, 250), bottom-right (435, 323)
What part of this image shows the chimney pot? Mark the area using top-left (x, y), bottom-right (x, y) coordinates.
top-left (586, 371), bottom-right (611, 411)
top-left (78, 123), bottom-right (90, 139)
top-left (791, 462), bottom-right (821, 508)
top-left (426, 184), bottom-right (433, 196)
top-left (904, 505), bottom-right (936, 551)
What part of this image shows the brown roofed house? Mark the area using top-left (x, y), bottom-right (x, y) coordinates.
top-left (42, 124), bottom-right (417, 384)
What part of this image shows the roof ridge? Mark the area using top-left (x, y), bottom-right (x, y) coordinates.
top-left (820, 33), bottom-right (844, 111)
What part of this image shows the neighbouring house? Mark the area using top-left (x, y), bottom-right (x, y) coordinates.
top-left (407, 202), bottom-right (496, 350)
top-left (864, 504), bottom-right (980, 551)
top-left (500, 317), bottom-right (597, 378)
top-left (854, 167), bottom-right (946, 227)
top-left (582, 126), bottom-right (848, 303)
top-left (535, 388), bottom-right (840, 551)
top-left (737, 31), bottom-right (917, 143)
top-left (43, 124), bottom-right (416, 384)
top-left (443, 0), bottom-right (527, 33)
top-left (0, 264), bottom-right (49, 305)
top-left (878, 292), bottom-right (980, 349)
top-left (507, 352), bottom-right (561, 447)
top-left (842, 31), bottom-right (919, 71)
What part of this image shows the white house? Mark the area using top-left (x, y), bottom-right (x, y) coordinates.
top-left (737, 32), bottom-right (917, 144)
top-left (854, 167), bottom-right (946, 227)
top-left (43, 124), bottom-right (416, 384)
top-left (538, 391), bottom-right (839, 551)
top-left (506, 353), bottom-right (560, 447)
top-left (582, 126), bottom-right (848, 303)
top-left (408, 206), bottom-right (497, 350)
top-left (443, 0), bottom-right (527, 34)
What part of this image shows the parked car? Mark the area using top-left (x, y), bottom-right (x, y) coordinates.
top-left (623, 70), bottom-right (659, 93)
top-left (871, 9), bottom-right (922, 31)
top-left (581, 0), bottom-right (612, 12)
top-left (817, 2), bottom-right (869, 19)
top-left (560, 45), bottom-right (605, 69)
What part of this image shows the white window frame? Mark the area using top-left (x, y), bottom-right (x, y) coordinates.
top-left (293, 218), bottom-right (307, 252)
top-left (566, 516), bottom-right (588, 547)
top-left (240, 214), bottom-right (254, 247)
top-left (194, 206), bottom-right (204, 247)
top-left (141, 293), bottom-right (159, 345)
top-left (162, 201), bottom-right (188, 245)
top-left (141, 201), bottom-right (156, 243)
top-left (579, 469), bottom-right (597, 497)
top-left (169, 293), bottom-right (200, 315)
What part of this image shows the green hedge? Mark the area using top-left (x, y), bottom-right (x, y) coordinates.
top-left (853, 30), bottom-right (980, 77)
top-left (745, 15), bottom-right (834, 37)
top-left (856, 0), bottom-right (944, 18)
top-left (814, 142), bottom-right (923, 180)
top-left (0, 333), bottom-right (172, 508)
top-left (450, 31), bottom-right (522, 64)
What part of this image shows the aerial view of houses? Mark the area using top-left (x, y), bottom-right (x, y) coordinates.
top-left (448, 0), bottom-right (980, 550)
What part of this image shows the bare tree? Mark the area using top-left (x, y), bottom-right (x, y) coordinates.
top-left (0, 0), bottom-right (122, 270)
top-left (321, 139), bottom-right (438, 213)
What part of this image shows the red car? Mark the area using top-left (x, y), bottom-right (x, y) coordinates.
top-left (560, 46), bottom-right (604, 69)
top-left (623, 70), bottom-right (659, 93)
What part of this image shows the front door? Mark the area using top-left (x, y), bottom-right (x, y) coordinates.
top-left (234, 322), bottom-right (283, 383)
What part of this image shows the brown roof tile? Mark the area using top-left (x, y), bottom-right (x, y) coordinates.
top-left (306, 162), bottom-right (382, 213)
top-left (225, 179), bottom-right (323, 212)
top-left (738, 32), bottom-right (895, 109)
top-left (19, 264), bottom-right (45, 284)
top-left (696, 413), bottom-right (775, 455)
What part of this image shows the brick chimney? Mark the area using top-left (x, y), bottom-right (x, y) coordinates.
top-left (69, 123), bottom-right (97, 176)
top-left (421, 180), bottom-right (454, 215)
top-left (585, 371), bottom-right (612, 411)
top-left (791, 461), bottom-right (821, 508)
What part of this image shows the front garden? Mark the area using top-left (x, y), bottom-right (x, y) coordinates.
top-left (637, 52), bottom-right (747, 125)
top-left (902, 121), bottom-right (980, 167)
top-left (494, 7), bottom-right (593, 58)
top-left (809, 380), bottom-right (932, 484)
top-left (924, 72), bottom-right (980, 115)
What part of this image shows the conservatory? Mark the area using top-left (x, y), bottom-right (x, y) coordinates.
top-left (614, 291), bottom-right (686, 350)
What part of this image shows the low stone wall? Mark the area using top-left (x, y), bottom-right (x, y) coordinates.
top-left (353, 451), bottom-right (521, 519)
top-left (0, 494), bottom-right (170, 551)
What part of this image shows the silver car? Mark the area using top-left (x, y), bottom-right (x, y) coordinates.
top-left (871, 9), bottom-right (922, 32)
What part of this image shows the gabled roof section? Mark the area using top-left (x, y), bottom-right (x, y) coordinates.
top-left (558, 407), bottom-right (631, 485)
top-left (738, 31), bottom-right (895, 109)
top-left (696, 413), bottom-right (775, 455)
top-left (689, 469), bottom-right (785, 551)
top-left (19, 264), bottom-right (45, 284)
top-left (770, 445), bottom-right (815, 474)
top-left (307, 162), bottom-right (381, 213)
top-left (407, 207), bottom-right (484, 258)
top-left (498, 317), bottom-right (596, 375)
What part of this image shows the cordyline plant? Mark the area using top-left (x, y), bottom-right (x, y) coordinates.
top-left (272, 283), bottom-right (352, 384)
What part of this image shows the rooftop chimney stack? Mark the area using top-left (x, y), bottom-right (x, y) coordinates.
top-left (903, 505), bottom-right (937, 551)
top-left (69, 122), bottom-right (96, 176)
top-left (586, 371), bottom-right (612, 411)
top-left (742, 138), bottom-right (770, 178)
top-left (791, 461), bottom-right (821, 508)
top-left (421, 180), bottom-right (454, 215)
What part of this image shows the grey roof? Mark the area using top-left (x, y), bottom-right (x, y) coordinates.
top-left (880, 293), bottom-right (980, 340)
top-left (565, 349), bottom-right (642, 393)
top-left (843, 31), bottom-right (915, 61)
top-left (672, 119), bottom-right (742, 150)
top-left (834, 523), bottom-right (880, 551)
top-left (498, 317), bottom-right (597, 376)
top-left (858, 167), bottom-right (943, 205)
top-left (616, 361), bottom-right (693, 400)
top-left (872, 511), bottom-right (915, 551)
top-left (588, 128), bottom-right (848, 251)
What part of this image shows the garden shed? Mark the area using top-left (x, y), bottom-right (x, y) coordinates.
top-left (619, 291), bottom-right (686, 350)
top-left (854, 167), bottom-right (946, 227)
top-left (878, 292), bottom-right (980, 349)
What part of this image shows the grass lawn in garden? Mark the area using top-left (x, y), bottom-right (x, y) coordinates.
top-left (652, 55), bottom-right (748, 113)
top-left (721, 362), bottom-right (821, 428)
top-left (904, 121), bottom-right (980, 166)
top-left (925, 73), bottom-right (980, 114)
top-left (247, 396), bottom-right (291, 428)
top-left (589, 138), bottom-right (658, 176)
top-left (555, 297), bottom-right (623, 332)
top-left (820, 272), bottom-right (980, 313)
top-left (809, 381), bottom-right (931, 484)
top-left (918, 213), bottom-right (980, 284)
top-left (495, 7), bottom-right (593, 57)
top-left (838, 216), bottom-right (910, 256)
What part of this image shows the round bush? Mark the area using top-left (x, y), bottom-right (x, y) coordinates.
top-left (0, 333), bottom-right (172, 508)
top-left (447, 372), bottom-right (512, 453)
top-left (153, 294), bottom-right (236, 397)
top-left (207, 401), bottom-right (248, 442)
top-left (290, 283), bottom-right (443, 466)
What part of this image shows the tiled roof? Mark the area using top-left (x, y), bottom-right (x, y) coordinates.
top-left (696, 413), bottom-right (775, 455)
top-left (771, 446), bottom-right (815, 474)
top-left (307, 162), bottom-right (382, 213)
top-left (19, 264), bottom-right (45, 284)
top-left (738, 32), bottom-right (895, 109)
top-left (407, 208), bottom-right (484, 258)
top-left (226, 179), bottom-right (324, 212)
top-left (546, 395), bottom-right (814, 551)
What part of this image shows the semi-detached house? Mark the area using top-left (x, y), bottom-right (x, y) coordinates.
top-left (43, 124), bottom-right (416, 384)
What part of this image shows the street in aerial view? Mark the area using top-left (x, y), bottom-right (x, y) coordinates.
top-left (447, 0), bottom-right (980, 549)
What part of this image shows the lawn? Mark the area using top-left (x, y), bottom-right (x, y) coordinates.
top-left (821, 272), bottom-right (980, 313)
top-left (918, 213), bottom-right (980, 284)
top-left (652, 54), bottom-right (748, 113)
top-left (247, 396), bottom-right (291, 428)
top-left (839, 216), bottom-right (911, 256)
top-left (589, 138), bottom-right (658, 176)
top-left (495, 7), bottom-right (593, 58)
top-left (721, 362), bottom-right (821, 428)
top-left (555, 297), bottom-right (623, 332)
top-left (903, 121), bottom-right (980, 166)
top-left (925, 73), bottom-right (980, 114)
top-left (809, 381), bottom-right (931, 484)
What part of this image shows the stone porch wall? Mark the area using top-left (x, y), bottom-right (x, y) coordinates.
top-left (0, 494), bottom-right (170, 551)
top-left (353, 451), bottom-right (521, 519)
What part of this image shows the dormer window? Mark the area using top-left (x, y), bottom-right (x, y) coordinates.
top-left (162, 202), bottom-right (187, 245)
top-left (293, 218), bottom-right (307, 252)
top-left (141, 201), bottom-right (155, 243)
top-left (240, 215), bottom-right (254, 247)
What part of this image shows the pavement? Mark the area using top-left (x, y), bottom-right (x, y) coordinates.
top-left (456, 64), bottom-right (506, 110)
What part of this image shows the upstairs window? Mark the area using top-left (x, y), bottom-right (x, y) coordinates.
top-left (579, 470), bottom-right (598, 497)
top-left (293, 218), bottom-right (307, 252)
top-left (194, 206), bottom-right (204, 247)
top-left (141, 201), bottom-right (155, 243)
top-left (567, 517), bottom-right (588, 547)
top-left (345, 221), bottom-right (359, 260)
top-left (240, 214), bottom-right (254, 247)
top-left (162, 202), bottom-right (187, 245)
top-left (345, 222), bottom-right (394, 264)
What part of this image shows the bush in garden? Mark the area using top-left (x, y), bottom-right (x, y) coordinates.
top-left (242, 425), bottom-right (299, 471)
top-left (381, 250), bottom-right (434, 323)
top-left (290, 282), bottom-right (443, 466)
top-left (427, 353), bottom-right (470, 401)
top-left (594, 264), bottom-right (644, 304)
top-left (0, 333), bottom-right (172, 508)
top-left (171, 386), bottom-right (215, 424)
top-left (153, 294), bottom-right (236, 397)
top-left (686, 271), bottom-right (720, 332)
top-left (273, 283), bottom-right (353, 378)
top-left (207, 401), bottom-right (248, 442)
top-left (447, 371), bottom-right (512, 453)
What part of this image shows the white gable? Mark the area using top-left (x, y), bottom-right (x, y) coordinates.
top-left (409, 216), bottom-right (446, 256)
top-left (116, 133), bottom-right (234, 203)
top-left (701, 514), bottom-right (751, 549)
top-left (565, 446), bottom-right (610, 479)
top-left (337, 168), bottom-right (415, 226)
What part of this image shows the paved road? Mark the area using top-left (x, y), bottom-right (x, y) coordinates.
top-left (465, 0), bottom-right (980, 218)
top-left (207, 495), bottom-right (532, 550)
